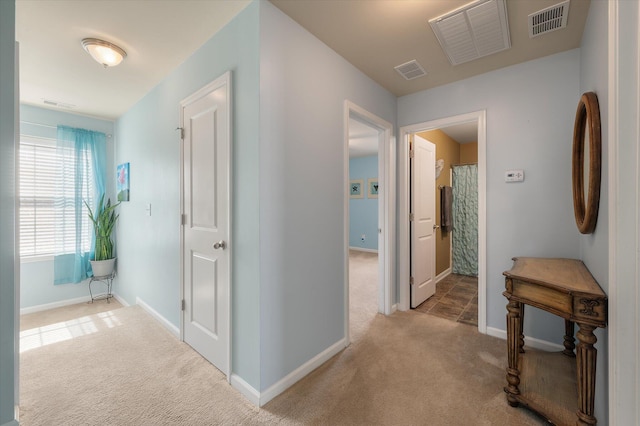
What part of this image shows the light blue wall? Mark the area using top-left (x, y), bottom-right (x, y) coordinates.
top-left (349, 155), bottom-right (378, 250)
top-left (19, 104), bottom-right (115, 309)
top-left (0, 1), bottom-right (18, 423)
top-left (399, 49), bottom-right (581, 344)
top-left (579, 0), bottom-right (609, 421)
top-left (259, 1), bottom-right (396, 391)
top-left (114, 2), bottom-right (260, 388)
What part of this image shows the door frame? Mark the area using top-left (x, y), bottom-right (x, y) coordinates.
top-left (398, 110), bottom-right (487, 334)
top-left (179, 71), bottom-right (233, 380)
top-left (343, 101), bottom-right (395, 345)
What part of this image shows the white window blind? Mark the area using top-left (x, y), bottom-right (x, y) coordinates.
top-left (19, 136), bottom-right (94, 258)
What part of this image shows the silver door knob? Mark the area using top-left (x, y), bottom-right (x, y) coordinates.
top-left (433, 225), bottom-right (440, 230)
top-left (213, 240), bottom-right (226, 250)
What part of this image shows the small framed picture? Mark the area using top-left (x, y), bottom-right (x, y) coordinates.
top-left (117, 162), bottom-right (130, 201)
top-left (368, 178), bottom-right (379, 198)
top-left (350, 179), bottom-right (364, 199)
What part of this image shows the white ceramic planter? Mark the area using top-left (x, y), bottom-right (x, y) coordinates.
top-left (90, 258), bottom-right (116, 278)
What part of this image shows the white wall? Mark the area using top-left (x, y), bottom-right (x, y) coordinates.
top-left (259, 1), bottom-right (397, 391)
top-left (115, 1), bottom-right (260, 388)
top-left (19, 104), bottom-right (115, 310)
top-left (578, 0), bottom-right (609, 420)
top-left (0, 1), bottom-right (18, 424)
top-left (398, 49), bottom-right (581, 343)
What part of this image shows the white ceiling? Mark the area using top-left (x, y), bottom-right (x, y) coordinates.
top-left (16, 0), bottom-right (589, 120)
top-left (16, 0), bottom-right (251, 120)
top-left (349, 118), bottom-right (379, 158)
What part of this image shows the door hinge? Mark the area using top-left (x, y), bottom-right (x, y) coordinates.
top-left (181, 299), bottom-right (185, 311)
top-left (410, 276), bottom-right (414, 285)
top-left (409, 213), bottom-right (414, 221)
top-left (409, 149), bottom-right (414, 159)
top-left (176, 127), bottom-right (184, 139)
top-left (181, 214), bottom-right (186, 225)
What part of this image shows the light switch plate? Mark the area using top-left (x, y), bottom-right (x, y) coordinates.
top-left (505, 170), bottom-right (524, 182)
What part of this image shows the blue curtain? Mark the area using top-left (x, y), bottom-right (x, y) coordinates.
top-left (54, 126), bottom-right (106, 284)
top-left (452, 164), bottom-right (478, 276)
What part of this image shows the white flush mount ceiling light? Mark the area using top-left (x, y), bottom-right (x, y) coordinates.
top-left (81, 38), bottom-right (127, 68)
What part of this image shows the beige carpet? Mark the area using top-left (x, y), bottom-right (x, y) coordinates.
top-left (19, 275), bottom-right (545, 425)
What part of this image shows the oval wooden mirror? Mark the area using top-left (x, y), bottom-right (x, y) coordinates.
top-left (572, 92), bottom-right (601, 234)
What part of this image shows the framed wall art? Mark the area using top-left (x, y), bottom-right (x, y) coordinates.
top-left (117, 162), bottom-right (130, 201)
top-left (350, 179), bottom-right (364, 199)
top-left (368, 178), bottom-right (379, 198)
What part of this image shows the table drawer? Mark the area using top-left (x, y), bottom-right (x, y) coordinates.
top-left (512, 279), bottom-right (572, 315)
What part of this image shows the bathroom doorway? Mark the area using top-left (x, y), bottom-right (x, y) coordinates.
top-left (398, 110), bottom-right (487, 333)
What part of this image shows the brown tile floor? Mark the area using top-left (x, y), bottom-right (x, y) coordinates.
top-left (414, 274), bottom-right (478, 326)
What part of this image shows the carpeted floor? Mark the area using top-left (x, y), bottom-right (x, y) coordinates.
top-left (19, 261), bottom-right (545, 425)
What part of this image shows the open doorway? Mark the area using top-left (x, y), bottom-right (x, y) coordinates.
top-left (398, 110), bottom-right (487, 333)
top-left (343, 102), bottom-right (394, 345)
top-left (412, 125), bottom-right (479, 326)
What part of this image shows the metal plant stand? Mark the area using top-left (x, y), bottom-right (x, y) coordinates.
top-left (89, 271), bottom-right (115, 303)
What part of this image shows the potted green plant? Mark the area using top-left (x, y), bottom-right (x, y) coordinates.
top-left (85, 194), bottom-right (120, 277)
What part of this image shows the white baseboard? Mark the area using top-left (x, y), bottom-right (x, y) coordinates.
top-left (435, 267), bottom-right (452, 283)
top-left (20, 295), bottom-right (92, 315)
top-left (348, 246), bottom-right (378, 254)
top-left (1, 418), bottom-right (19, 426)
top-left (391, 303), bottom-right (398, 313)
top-left (230, 374), bottom-right (260, 406)
top-left (113, 293), bottom-right (129, 307)
top-left (136, 297), bottom-right (180, 338)
top-left (486, 326), bottom-right (564, 352)
top-left (231, 339), bottom-right (347, 407)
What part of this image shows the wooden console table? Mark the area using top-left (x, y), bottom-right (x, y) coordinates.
top-left (503, 257), bottom-right (607, 425)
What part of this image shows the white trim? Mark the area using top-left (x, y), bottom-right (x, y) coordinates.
top-left (1, 419), bottom-right (19, 426)
top-left (258, 338), bottom-right (347, 407)
top-left (112, 293), bottom-right (129, 307)
top-left (608, 1), bottom-right (640, 424)
top-left (435, 267), bottom-right (452, 283)
top-left (230, 374), bottom-right (260, 406)
top-left (607, 2), bottom-right (619, 424)
top-left (136, 297), bottom-right (180, 338)
top-left (178, 71), bottom-right (233, 382)
top-left (348, 246), bottom-right (379, 254)
top-left (398, 110), bottom-right (487, 336)
top-left (344, 100), bottom-right (396, 352)
top-left (19, 295), bottom-right (92, 315)
top-left (486, 327), bottom-right (564, 352)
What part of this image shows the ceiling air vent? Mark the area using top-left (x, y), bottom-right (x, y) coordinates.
top-left (429, 0), bottom-right (511, 66)
top-left (42, 98), bottom-right (75, 109)
top-left (394, 59), bottom-right (427, 80)
top-left (528, 1), bottom-right (570, 38)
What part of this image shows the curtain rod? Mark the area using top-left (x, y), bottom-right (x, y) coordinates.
top-left (451, 162), bottom-right (478, 167)
top-left (19, 120), bottom-right (112, 138)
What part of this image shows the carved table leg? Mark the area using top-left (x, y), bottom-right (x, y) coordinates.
top-left (518, 303), bottom-right (525, 353)
top-left (505, 298), bottom-right (522, 407)
top-left (576, 323), bottom-right (598, 425)
top-left (563, 319), bottom-right (576, 357)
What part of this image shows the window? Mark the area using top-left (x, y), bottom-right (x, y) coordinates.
top-left (19, 136), bottom-right (94, 259)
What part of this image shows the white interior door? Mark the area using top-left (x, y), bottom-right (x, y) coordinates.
top-left (180, 72), bottom-right (231, 375)
top-left (410, 135), bottom-right (436, 308)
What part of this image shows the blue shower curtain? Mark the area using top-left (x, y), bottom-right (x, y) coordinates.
top-left (452, 164), bottom-right (478, 276)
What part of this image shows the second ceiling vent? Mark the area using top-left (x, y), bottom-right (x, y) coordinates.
top-left (429, 0), bottom-right (511, 66)
top-left (528, 1), bottom-right (570, 38)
